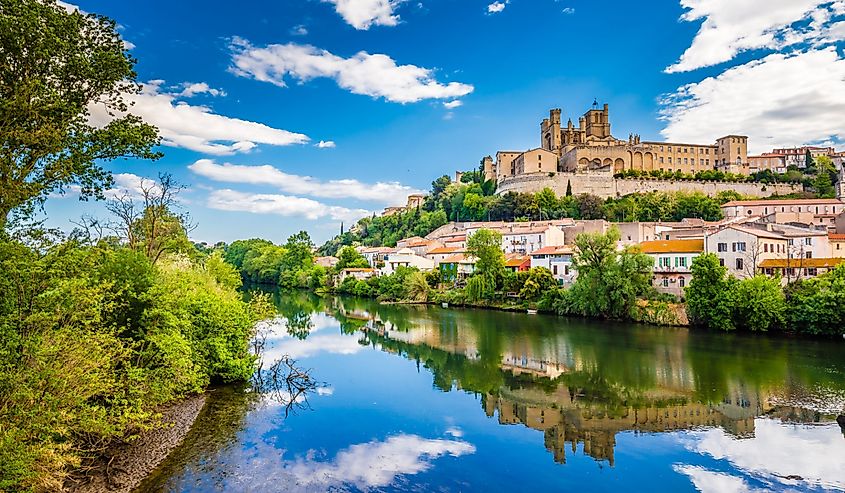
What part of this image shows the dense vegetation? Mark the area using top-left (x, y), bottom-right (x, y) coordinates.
top-left (685, 253), bottom-right (845, 335)
top-left (318, 171), bottom-right (747, 255)
top-left (0, 209), bottom-right (271, 491)
top-left (0, 2), bottom-right (271, 489)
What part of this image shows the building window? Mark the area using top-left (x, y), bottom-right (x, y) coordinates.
top-left (719, 258), bottom-right (725, 267)
top-left (659, 157), bottom-right (664, 163)
top-left (764, 244), bottom-right (768, 253)
top-left (805, 237), bottom-right (812, 245)
top-left (663, 278), bottom-right (669, 287)
top-left (735, 258), bottom-right (744, 270)
top-left (679, 277), bottom-right (686, 288)
top-left (717, 242), bottom-right (728, 252)
top-left (677, 257), bottom-right (687, 267)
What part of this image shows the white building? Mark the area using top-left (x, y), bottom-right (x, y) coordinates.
top-left (529, 246), bottom-right (576, 285)
top-left (705, 226), bottom-right (788, 278)
top-left (639, 239), bottom-right (704, 298)
top-left (380, 248), bottom-right (436, 275)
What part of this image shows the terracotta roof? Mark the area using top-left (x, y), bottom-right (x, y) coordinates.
top-left (639, 239), bottom-right (704, 254)
top-left (829, 234), bottom-right (845, 241)
top-left (759, 258), bottom-right (844, 269)
top-left (441, 253), bottom-right (476, 264)
top-left (725, 225), bottom-right (787, 240)
top-left (341, 268), bottom-right (375, 272)
top-left (529, 245), bottom-right (573, 256)
top-left (444, 236), bottom-right (466, 243)
top-left (505, 256), bottom-right (530, 267)
top-left (427, 247), bottom-right (459, 255)
top-left (721, 199), bottom-right (844, 207)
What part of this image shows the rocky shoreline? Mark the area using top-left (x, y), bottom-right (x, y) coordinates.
top-left (67, 394), bottom-right (207, 493)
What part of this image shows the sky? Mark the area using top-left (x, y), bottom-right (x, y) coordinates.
top-left (44, 0), bottom-right (845, 244)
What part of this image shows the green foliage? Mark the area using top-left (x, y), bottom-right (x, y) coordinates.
top-left (685, 254), bottom-right (737, 331)
top-left (335, 246), bottom-right (370, 270)
top-left (569, 228), bottom-right (654, 319)
top-left (0, 0), bottom-right (161, 227)
top-left (518, 268), bottom-right (557, 301)
top-left (0, 238), bottom-right (266, 491)
top-left (466, 229), bottom-right (505, 277)
top-left (732, 275), bottom-right (786, 332)
top-left (785, 264), bottom-right (845, 335)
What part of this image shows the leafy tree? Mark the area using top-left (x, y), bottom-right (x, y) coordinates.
top-left (575, 193), bottom-right (604, 219)
top-left (733, 275), bottom-right (786, 331)
top-left (335, 246), bottom-right (369, 270)
top-left (813, 170), bottom-right (835, 198)
top-left (786, 264), bottom-right (845, 335)
top-left (519, 267), bottom-right (557, 301)
top-left (279, 231), bottom-right (315, 287)
top-left (685, 253), bottom-right (736, 331)
top-left (0, 0), bottom-right (160, 227)
top-left (466, 229), bottom-right (504, 277)
top-left (569, 228), bottom-right (653, 319)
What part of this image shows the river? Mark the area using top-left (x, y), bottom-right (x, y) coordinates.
top-left (138, 290), bottom-right (845, 492)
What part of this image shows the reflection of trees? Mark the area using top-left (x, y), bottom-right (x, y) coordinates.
top-left (252, 355), bottom-right (320, 417)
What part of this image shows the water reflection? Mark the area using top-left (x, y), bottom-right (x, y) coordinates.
top-left (321, 295), bottom-right (845, 472)
top-left (142, 290), bottom-right (845, 492)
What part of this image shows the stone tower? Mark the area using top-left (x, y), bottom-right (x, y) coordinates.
top-left (541, 108), bottom-right (563, 153)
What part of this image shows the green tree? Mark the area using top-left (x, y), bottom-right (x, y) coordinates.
top-left (786, 263), bottom-right (845, 335)
top-left (685, 253), bottom-right (737, 331)
top-left (0, 0), bottom-right (160, 227)
top-left (335, 246), bottom-right (369, 270)
top-left (569, 228), bottom-right (653, 319)
top-left (733, 275), bottom-right (786, 331)
top-left (519, 267), bottom-right (557, 301)
top-left (813, 170), bottom-right (835, 198)
top-left (466, 229), bottom-right (504, 277)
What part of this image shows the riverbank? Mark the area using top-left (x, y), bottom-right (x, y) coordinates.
top-left (67, 394), bottom-right (207, 493)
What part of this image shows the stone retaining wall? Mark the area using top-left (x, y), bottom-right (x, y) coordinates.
top-left (496, 172), bottom-right (801, 199)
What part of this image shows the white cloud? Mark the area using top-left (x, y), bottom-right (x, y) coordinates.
top-left (189, 159), bottom-right (423, 205)
top-left (88, 80), bottom-right (309, 155)
top-left (682, 418), bottom-right (845, 490)
top-left (229, 38), bottom-right (474, 104)
top-left (673, 465), bottom-right (761, 493)
top-left (561, 7), bottom-right (575, 14)
top-left (443, 100), bottom-right (463, 109)
top-left (290, 24), bottom-right (309, 36)
top-left (666, 0), bottom-right (832, 73)
top-left (315, 140), bottom-right (337, 148)
top-left (487, 2), bottom-right (506, 13)
top-left (325, 0), bottom-right (404, 30)
top-left (206, 189), bottom-right (370, 223)
top-left (177, 82), bottom-right (226, 98)
top-left (288, 434), bottom-right (476, 489)
top-left (660, 48), bottom-right (845, 153)
top-left (55, 1), bottom-right (81, 13)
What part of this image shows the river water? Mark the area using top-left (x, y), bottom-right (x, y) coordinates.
top-left (139, 291), bottom-right (845, 492)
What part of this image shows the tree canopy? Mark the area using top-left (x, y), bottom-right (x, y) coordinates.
top-left (0, 0), bottom-right (160, 227)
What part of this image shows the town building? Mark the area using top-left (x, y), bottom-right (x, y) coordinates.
top-left (748, 153), bottom-right (787, 174)
top-left (505, 254), bottom-right (531, 272)
top-left (704, 225), bottom-right (788, 278)
top-left (639, 239), bottom-right (704, 298)
top-left (759, 258), bottom-right (844, 280)
top-left (439, 253), bottom-right (477, 283)
top-left (314, 256), bottom-right (339, 268)
top-left (770, 146), bottom-right (836, 168)
top-left (337, 268), bottom-right (376, 283)
top-left (536, 104), bottom-right (749, 175)
top-left (380, 248), bottom-right (436, 276)
top-left (720, 198), bottom-right (844, 228)
top-left (425, 246), bottom-right (462, 264)
top-left (830, 234), bottom-right (845, 258)
top-left (529, 246), bottom-right (576, 284)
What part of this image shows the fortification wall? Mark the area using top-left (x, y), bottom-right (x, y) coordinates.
top-left (496, 172), bottom-right (801, 199)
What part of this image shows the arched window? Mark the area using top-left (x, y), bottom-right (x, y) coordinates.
top-left (679, 277), bottom-right (685, 288)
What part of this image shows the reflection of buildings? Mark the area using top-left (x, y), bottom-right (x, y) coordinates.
top-left (484, 388), bottom-right (762, 466)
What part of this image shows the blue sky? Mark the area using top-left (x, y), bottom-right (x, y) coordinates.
top-left (46, 0), bottom-right (845, 243)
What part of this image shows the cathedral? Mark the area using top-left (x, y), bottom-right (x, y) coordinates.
top-left (484, 103), bottom-right (750, 181)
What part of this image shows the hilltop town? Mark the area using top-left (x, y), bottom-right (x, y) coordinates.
top-left (318, 104), bottom-right (845, 297)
